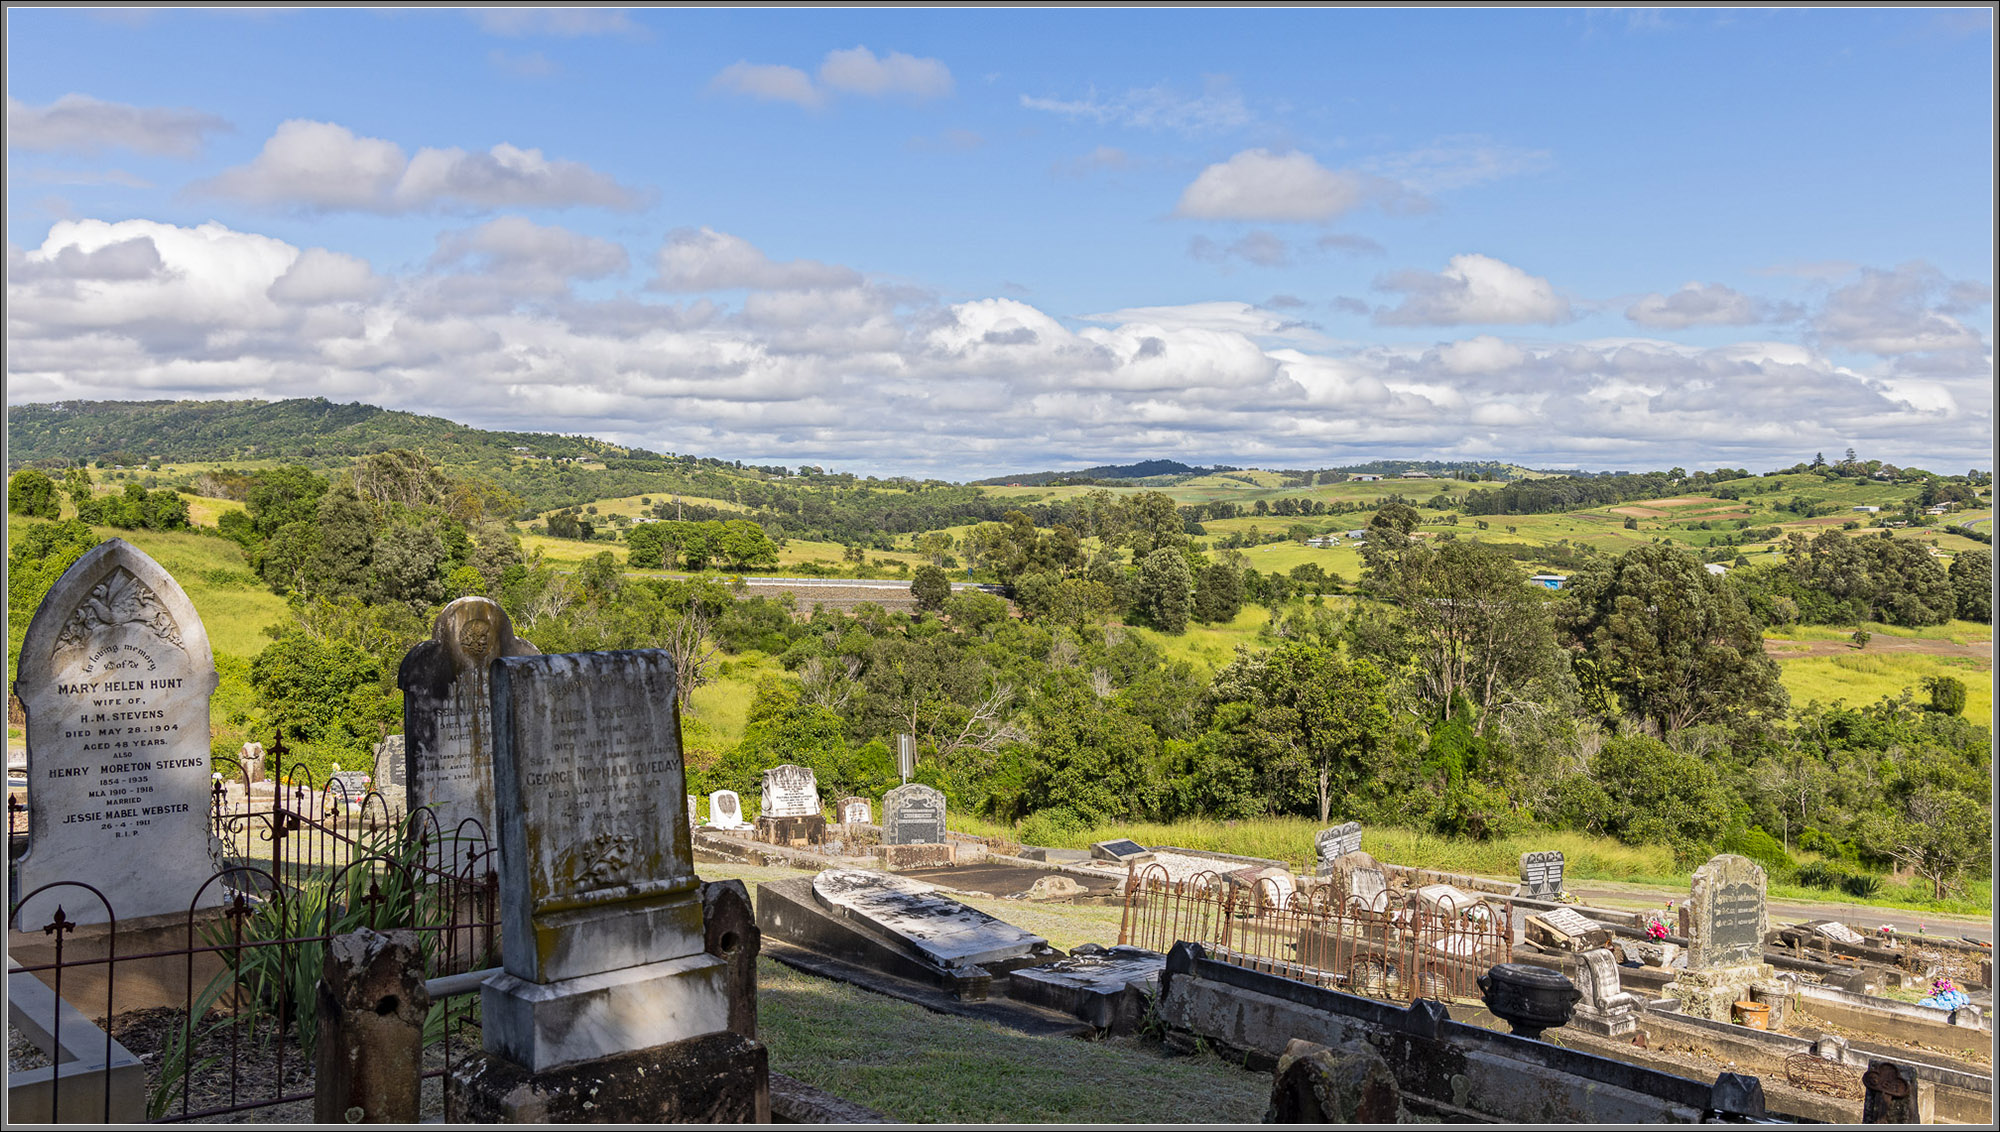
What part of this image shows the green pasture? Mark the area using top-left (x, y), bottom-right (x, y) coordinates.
top-left (1778, 651), bottom-right (1993, 727)
top-left (1765, 619), bottom-right (1991, 646)
top-left (1121, 604), bottom-right (1272, 673)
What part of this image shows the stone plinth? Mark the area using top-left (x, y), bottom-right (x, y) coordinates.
top-left (481, 953), bottom-right (731, 1073)
top-left (880, 842), bottom-right (954, 870)
top-left (756, 813), bottom-right (825, 847)
top-left (1666, 963), bottom-right (1773, 1023)
top-left (449, 1030), bottom-right (768, 1123)
top-left (13, 539), bottom-right (222, 927)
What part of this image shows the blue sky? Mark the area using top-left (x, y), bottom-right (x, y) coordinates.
top-left (7, 7), bottom-right (1992, 478)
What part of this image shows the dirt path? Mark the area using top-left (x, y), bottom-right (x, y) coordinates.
top-left (1764, 636), bottom-right (1993, 661)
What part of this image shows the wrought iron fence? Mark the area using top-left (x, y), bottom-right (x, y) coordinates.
top-left (1118, 864), bottom-right (1512, 1005)
top-left (8, 756), bottom-right (499, 1123)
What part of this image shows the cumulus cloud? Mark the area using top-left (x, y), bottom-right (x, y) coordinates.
top-left (8, 216), bottom-right (1990, 479)
top-left (1626, 281), bottom-right (1800, 329)
top-left (8, 94), bottom-right (230, 157)
top-left (710, 46), bottom-right (953, 110)
top-left (650, 227), bottom-right (860, 292)
top-left (1019, 79), bottom-right (1251, 135)
top-left (198, 119), bottom-right (645, 213)
top-left (1176, 149), bottom-right (1384, 222)
top-left (1373, 254), bottom-right (1574, 326)
top-left (1814, 262), bottom-right (1989, 356)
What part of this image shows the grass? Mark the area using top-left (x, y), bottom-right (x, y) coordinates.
top-left (1764, 619), bottom-right (1992, 645)
top-left (1122, 605), bottom-right (1274, 673)
top-left (1777, 653), bottom-right (1993, 727)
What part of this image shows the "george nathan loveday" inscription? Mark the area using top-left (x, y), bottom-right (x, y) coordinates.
top-left (13, 540), bottom-right (222, 927)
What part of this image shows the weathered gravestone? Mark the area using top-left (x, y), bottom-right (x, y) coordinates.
top-left (1525, 907), bottom-right (1611, 953)
top-left (708, 789), bottom-right (752, 830)
top-left (370, 734), bottom-right (405, 810)
top-left (397, 597), bottom-right (538, 849)
top-left (1568, 947), bottom-right (1642, 1036)
top-left (1666, 854), bottom-right (1775, 1021)
top-left (450, 649), bottom-right (767, 1121)
top-left (835, 796), bottom-right (871, 826)
top-left (1314, 822), bottom-right (1362, 874)
top-left (13, 539), bottom-right (222, 927)
top-left (1520, 850), bottom-right (1566, 900)
top-left (688, 794), bottom-right (700, 828)
top-left (756, 764), bottom-right (824, 847)
top-left (237, 741), bottom-right (266, 783)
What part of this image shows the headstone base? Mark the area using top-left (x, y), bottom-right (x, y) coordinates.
top-left (756, 814), bottom-right (825, 847)
top-left (448, 1029), bottom-right (768, 1123)
top-left (481, 952), bottom-right (731, 1073)
top-left (880, 842), bottom-right (955, 869)
top-left (1566, 1003), bottom-right (1640, 1037)
top-left (1664, 962), bottom-right (1774, 1022)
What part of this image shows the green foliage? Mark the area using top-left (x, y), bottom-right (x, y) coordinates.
top-left (75, 481), bottom-right (192, 531)
top-left (1721, 826), bottom-right (1796, 875)
top-left (1923, 674), bottom-right (1967, 716)
top-left (910, 564), bottom-right (952, 613)
top-left (1134, 547), bottom-right (1195, 633)
top-left (1560, 735), bottom-right (1738, 860)
top-left (249, 626), bottom-right (401, 780)
top-left (1950, 548), bottom-right (1990, 622)
top-left (8, 468), bottom-right (61, 518)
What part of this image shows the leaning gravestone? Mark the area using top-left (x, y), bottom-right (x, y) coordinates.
top-left (13, 539), bottom-right (222, 927)
top-left (755, 764), bottom-right (825, 847)
top-left (1665, 854), bottom-right (1775, 1021)
top-left (452, 649), bottom-right (765, 1120)
top-left (882, 783), bottom-right (947, 845)
top-left (1520, 850), bottom-right (1565, 899)
top-left (1314, 822), bottom-right (1362, 874)
top-left (398, 597), bottom-right (538, 849)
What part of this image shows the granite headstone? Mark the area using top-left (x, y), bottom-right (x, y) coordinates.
top-left (480, 650), bottom-right (727, 1072)
top-left (1687, 853), bottom-right (1767, 969)
top-left (1520, 850), bottom-right (1565, 899)
top-left (1315, 822), bottom-right (1362, 871)
top-left (13, 539), bottom-right (222, 927)
top-left (397, 597), bottom-right (538, 845)
top-left (882, 783), bottom-right (946, 845)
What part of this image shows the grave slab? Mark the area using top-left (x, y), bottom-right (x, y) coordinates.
top-left (1526, 908), bottom-right (1611, 953)
top-left (1006, 945), bottom-right (1165, 1034)
top-left (1089, 839), bottom-right (1154, 866)
top-left (811, 868), bottom-right (1049, 969)
top-left (14, 539), bottom-right (222, 927)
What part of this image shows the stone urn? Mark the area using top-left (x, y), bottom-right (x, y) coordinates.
top-left (1477, 963), bottom-right (1581, 1040)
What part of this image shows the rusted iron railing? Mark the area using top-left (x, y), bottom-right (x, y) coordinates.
top-left (1119, 864), bottom-right (1512, 1005)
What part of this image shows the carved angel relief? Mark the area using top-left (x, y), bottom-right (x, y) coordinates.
top-left (56, 567), bottom-right (185, 651)
top-left (557, 831), bottom-right (637, 891)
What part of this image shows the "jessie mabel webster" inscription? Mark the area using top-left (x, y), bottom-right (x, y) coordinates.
top-left (14, 542), bottom-right (222, 927)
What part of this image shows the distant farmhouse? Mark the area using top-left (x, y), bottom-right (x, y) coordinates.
top-left (1353, 474), bottom-right (1383, 482)
top-left (1529, 574), bottom-right (1565, 590)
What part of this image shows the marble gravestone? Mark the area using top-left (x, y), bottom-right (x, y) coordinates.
top-left (1520, 850), bottom-right (1565, 899)
top-left (882, 783), bottom-right (946, 845)
top-left (452, 649), bottom-right (768, 1121)
top-left (755, 764), bottom-right (825, 847)
top-left (397, 597), bottom-right (538, 847)
top-left (1569, 947), bottom-right (1642, 1036)
top-left (1666, 854), bottom-right (1776, 1021)
top-left (13, 539), bottom-right (222, 927)
top-left (1314, 822), bottom-right (1362, 874)
top-left (835, 796), bottom-right (872, 826)
top-left (479, 651), bottom-right (726, 1069)
top-left (707, 789), bottom-right (752, 830)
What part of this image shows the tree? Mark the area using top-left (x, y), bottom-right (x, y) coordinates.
top-left (7, 469), bottom-right (60, 519)
top-left (1862, 786), bottom-right (1990, 899)
top-left (625, 522), bottom-right (669, 569)
top-left (1564, 735), bottom-right (1735, 857)
top-left (1560, 543), bottom-right (1787, 732)
top-left (1205, 643), bottom-right (1390, 823)
top-left (1951, 549), bottom-right (1991, 622)
top-left (910, 564), bottom-right (952, 613)
top-left (1192, 560), bottom-right (1243, 623)
top-left (245, 466), bottom-right (328, 537)
top-left (371, 522), bottom-right (447, 610)
top-left (1922, 675), bottom-right (1967, 716)
top-left (310, 484), bottom-right (376, 599)
top-left (1134, 548), bottom-right (1196, 634)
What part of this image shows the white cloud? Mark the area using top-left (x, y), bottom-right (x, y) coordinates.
top-left (199, 120), bottom-right (645, 213)
top-left (1360, 136), bottom-right (1552, 193)
top-left (819, 46), bottom-right (953, 99)
top-left (711, 47), bottom-right (953, 110)
top-left (1019, 80), bottom-right (1251, 135)
top-left (649, 227), bottom-right (860, 292)
top-left (709, 62), bottom-right (823, 109)
top-left (1814, 262), bottom-right (1989, 356)
top-left (9, 217), bottom-right (1990, 479)
top-left (1373, 254), bottom-right (1574, 326)
top-left (1176, 149), bottom-right (1376, 222)
top-left (8, 94), bottom-right (230, 157)
top-left (1626, 282), bottom-right (1795, 329)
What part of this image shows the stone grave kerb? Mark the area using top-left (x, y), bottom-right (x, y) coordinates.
top-left (14, 538), bottom-right (223, 927)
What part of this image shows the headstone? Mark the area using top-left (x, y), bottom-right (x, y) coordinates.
top-left (760, 764), bottom-right (820, 818)
top-left (688, 794), bottom-right (699, 828)
top-left (1229, 866), bottom-right (1296, 910)
top-left (1090, 838), bottom-right (1154, 866)
top-left (1347, 866), bottom-right (1389, 912)
top-left (371, 734), bottom-right (403, 790)
top-left (1525, 908), bottom-right (1610, 952)
top-left (13, 539), bottom-right (223, 927)
top-left (835, 796), bottom-right (871, 825)
top-left (396, 597), bottom-right (538, 845)
top-left (1568, 947), bottom-right (1641, 1036)
top-left (1520, 850), bottom-right (1566, 899)
top-left (1314, 822), bottom-right (1362, 871)
top-left (882, 783), bottom-right (947, 846)
top-left (755, 765), bottom-right (824, 847)
top-left (1666, 854), bottom-right (1775, 1022)
top-left (708, 790), bottom-right (751, 830)
top-left (1813, 920), bottom-right (1864, 945)
top-left (239, 741), bottom-right (267, 783)
top-left (479, 650), bottom-right (726, 1070)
